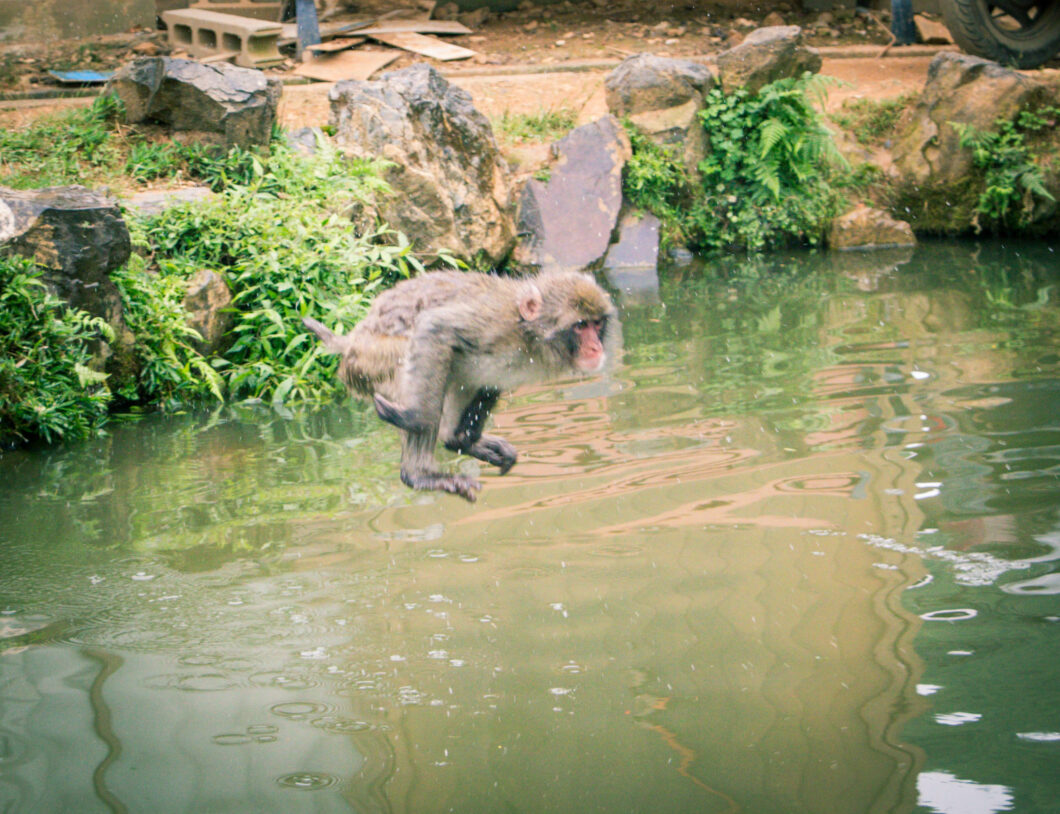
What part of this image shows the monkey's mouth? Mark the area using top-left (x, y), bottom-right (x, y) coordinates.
top-left (575, 354), bottom-right (606, 373)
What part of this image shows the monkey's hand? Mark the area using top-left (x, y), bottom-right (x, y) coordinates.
top-left (467, 435), bottom-right (518, 475)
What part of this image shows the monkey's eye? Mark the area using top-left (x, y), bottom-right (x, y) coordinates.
top-left (574, 320), bottom-right (588, 330)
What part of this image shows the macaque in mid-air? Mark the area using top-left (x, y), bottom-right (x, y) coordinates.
top-left (304, 270), bottom-right (618, 501)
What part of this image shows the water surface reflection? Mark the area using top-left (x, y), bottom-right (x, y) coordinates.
top-left (1, 240), bottom-right (1057, 813)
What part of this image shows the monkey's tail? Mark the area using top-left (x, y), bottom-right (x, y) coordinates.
top-left (344, 333), bottom-right (407, 398)
top-left (303, 316), bottom-right (350, 354)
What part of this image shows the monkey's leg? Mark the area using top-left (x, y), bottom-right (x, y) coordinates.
top-left (398, 426), bottom-right (482, 502)
top-left (442, 388), bottom-right (518, 475)
top-left (374, 312), bottom-right (457, 433)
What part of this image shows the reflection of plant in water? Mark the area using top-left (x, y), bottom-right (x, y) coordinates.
top-left (8, 406), bottom-right (400, 559)
top-left (622, 259), bottom-right (847, 421)
top-left (622, 241), bottom-right (1059, 427)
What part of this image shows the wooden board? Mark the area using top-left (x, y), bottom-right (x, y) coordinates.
top-left (355, 20), bottom-right (472, 35)
top-left (306, 36), bottom-right (364, 52)
top-left (280, 19), bottom-right (370, 45)
top-left (366, 31), bottom-right (476, 60)
top-left (293, 48), bottom-right (400, 81)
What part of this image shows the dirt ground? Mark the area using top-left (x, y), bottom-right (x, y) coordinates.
top-left (0, 2), bottom-right (953, 137)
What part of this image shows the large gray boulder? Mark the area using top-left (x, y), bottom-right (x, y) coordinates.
top-left (605, 53), bottom-right (715, 179)
top-left (513, 116), bottom-right (631, 274)
top-left (0, 185), bottom-right (136, 377)
top-left (716, 26), bottom-right (822, 94)
top-left (605, 53), bottom-right (715, 116)
top-left (329, 63), bottom-right (515, 266)
top-left (891, 52), bottom-right (1052, 233)
top-left (105, 57), bottom-right (281, 147)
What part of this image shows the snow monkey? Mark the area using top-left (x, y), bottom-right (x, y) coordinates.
top-left (303, 270), bottom-right (618, 501)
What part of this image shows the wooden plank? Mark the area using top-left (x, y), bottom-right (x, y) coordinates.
top-left (292, 48), bottom-right (400, 81)
top-left (279, 19), bottom-right (369, 45)
top-left (366, 31), bottom-right (476, 60)
top-left (305, 36), bottom-right (363, 53)
top-left (355, 20), bottom-right (472, 35)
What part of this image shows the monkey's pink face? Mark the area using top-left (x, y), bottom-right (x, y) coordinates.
top-left (573, 319), bottom-right (607, 372)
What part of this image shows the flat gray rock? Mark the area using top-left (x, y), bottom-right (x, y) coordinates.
top-left (515, 116), bottom-right (631, 273)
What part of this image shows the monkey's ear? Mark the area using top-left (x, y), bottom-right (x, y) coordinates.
top-left (517, 283), bottom-right (543, 322)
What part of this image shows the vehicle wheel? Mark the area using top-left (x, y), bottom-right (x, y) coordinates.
top-left (940, 0), bottom-right (1060, 68)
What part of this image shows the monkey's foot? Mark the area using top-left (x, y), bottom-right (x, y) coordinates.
top-left (400, 469), bottom-right (481, 502)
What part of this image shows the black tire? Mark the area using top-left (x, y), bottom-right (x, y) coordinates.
top-left (940, 0), bottom-right (1060, 68)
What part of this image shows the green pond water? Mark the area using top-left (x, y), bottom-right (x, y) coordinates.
top-left (1, 240), bottom-right (1058, 814)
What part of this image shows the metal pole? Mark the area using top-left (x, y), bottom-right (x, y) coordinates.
top-left (295, 0), bottom-right (321, 61)
top-left (891, 0), bottom-right (917, 45)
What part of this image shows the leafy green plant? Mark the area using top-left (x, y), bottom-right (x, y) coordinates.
top-left (695, 74), bottom-right (845, 250)
top-left (124, 140), bottom-right (184, 183)
top-left (0, 94), bottom-right (125, 188)
top-left (495, 108), bottom-right (577, 143)
top-left (830, 94), bottom-right (912, 145)
top-left (0, 256), bottom-right (113, 445)
top-left (179, 141), bottom-right (270, 192)
top-left (0, 94), bottom-right (277, 193)
top-left (621, 125), bottom-right (697, 245)
top-left (1, 93), bottom-right (456, 442)
top-left (132, 138), bottom-right (426, 406)
top-left (623, 73), bottom-right (846, 253)
top-left (112, 253), bottom-right (224, 411)
top-left (953, 106), bottom-right (1059, 229)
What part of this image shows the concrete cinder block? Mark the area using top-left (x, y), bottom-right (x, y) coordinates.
top-left (189, 0), bottom-right (283, 22)
top-left (163, 8), bottom-right (284, 68)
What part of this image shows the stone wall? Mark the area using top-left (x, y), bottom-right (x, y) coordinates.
top-left (0, 0), bottom-right (155, 42)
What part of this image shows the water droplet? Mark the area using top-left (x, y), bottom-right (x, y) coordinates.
top-left (276, 771), bottom-right (338, 791)
top-left (270, 701), bottom-right (329, 719)
top-left (921, 608), bottom-right (977, 622)
top-left (213, 733), bottom-right (253, 746)
top-left (1016, 731), bottom-right (1060, 742)
top-left (177, 673), bottom-right (236, 692)
top-left (311, 716), bottom-right (372, 734)
top-left (935, 711), bottom-right (981, 726)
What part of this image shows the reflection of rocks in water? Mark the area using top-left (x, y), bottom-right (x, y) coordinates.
top-left (823, 245), bottom-right (914, 291)
top-left (602, 211), bottom-right (661, 306)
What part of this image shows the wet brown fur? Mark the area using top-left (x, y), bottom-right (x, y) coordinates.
top-left (304, 270), bottom-right (618, 501)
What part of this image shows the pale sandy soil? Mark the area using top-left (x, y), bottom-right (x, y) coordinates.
top-left (276, 52), bottom-right (939, 131)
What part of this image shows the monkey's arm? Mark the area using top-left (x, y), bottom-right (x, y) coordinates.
top-left (442, 387), bottom-right (517, 475)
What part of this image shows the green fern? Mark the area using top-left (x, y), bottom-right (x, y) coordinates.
top-left (759, 117), bottom-right (788, 161)
top-left (953, 109), bottom-right (1058, 230)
